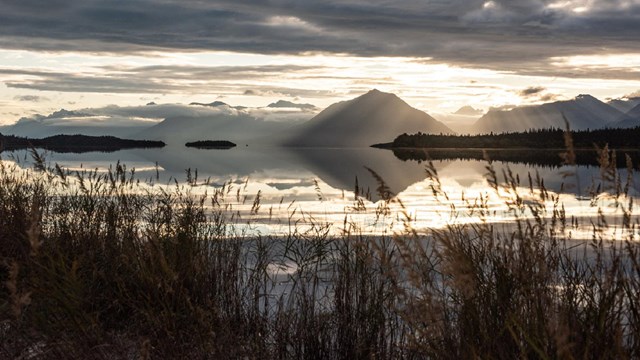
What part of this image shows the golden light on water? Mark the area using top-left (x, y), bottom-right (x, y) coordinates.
top-left (6, 152), bottom-right (636, 240)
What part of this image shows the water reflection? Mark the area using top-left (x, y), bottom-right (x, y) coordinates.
top-left (3, 146), bottom-right (639, 238)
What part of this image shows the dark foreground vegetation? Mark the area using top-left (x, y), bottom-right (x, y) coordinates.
top-left (1, 144), bottom-right (640, 359)
top-left (0, 134), bottom-right (165, 153)
top-left (374, 126), bottom-right (640, 149)
top-left (185, 140), bottom-right (236, 149)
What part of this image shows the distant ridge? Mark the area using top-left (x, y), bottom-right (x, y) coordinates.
top-left (609, 103), bottom-right (640, 128)
top-left (139, 112), bottom-right (290, 145)
top-left (607, 97), bottom-right (640, 113)
top-left (283, 89), bottom-right (453, 147)
top-left (454, 105), bottom-right (483, 116)
top-left (627, 103), bottom-right (640, 119)
top-left (472, 95), bottom-right (627, 133)
top-left (190, 101), bottom-right (229, 107)
top-left (267, 100), bottom-right (316, 110)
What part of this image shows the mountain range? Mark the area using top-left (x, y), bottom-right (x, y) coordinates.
top-left (614, 103), bottom-right (640, 128)
top-left (607, 97), bottom-right (640, 113)
top-left (471, 95), bottom-right (634, 134)
top-left (2, 90), bottom-right (639, 147)
top-left (138, 110), bottom-right (292, 146)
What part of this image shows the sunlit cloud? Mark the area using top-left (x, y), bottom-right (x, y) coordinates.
top-left (0, 0), bottom-right (639, 124)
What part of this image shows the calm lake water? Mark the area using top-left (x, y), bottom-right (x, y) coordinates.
top-left (4, 146), bottom-right (640, 239)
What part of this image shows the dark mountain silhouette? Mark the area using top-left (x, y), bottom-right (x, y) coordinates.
top-left (283, 89), bottom-right (453, 147)
top-left (472, 95), bottom-right (627, 133)
top-left (189, 101), bottom-right (229, 107)
top-left (267, 100), bottom-right (317, 110)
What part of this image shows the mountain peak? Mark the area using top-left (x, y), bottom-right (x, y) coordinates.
top-left (454, 105), bottom-right (483, 116)
top-left (355, 89), bottom-right (403, 104)
top-left (575, 94), bottom-right (597, 101)
top-left (472, 93), bottom-right (623, 133)
top-left (363, 88), bottom-right (394, 97)
top-left (284, 90), bottom-right (453, 147)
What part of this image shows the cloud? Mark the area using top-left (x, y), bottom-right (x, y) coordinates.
top-left (244, 89), bottom-right (291, 97)
top-left (0, 0), bottom-right (639, 77)
top-left (625, 90), bottom-right (640, 99)
top-left (517, 86), bottom-right (560, 102)
top-left (539, 93), bottom-right (560, 102)
top-left (489, 104), bottom-right (518, 112)
top-left (0, 65), bottom-right (334, 95)
top-left (13, 95), bottom-right (49, 102)
top-left (9, 101), bottom-right (315, 129)
top-left (519, 86), bottom-right (546, 97)
top-left (246, 107), bottom-right (316, 122)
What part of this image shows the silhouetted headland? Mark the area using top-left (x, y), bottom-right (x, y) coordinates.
top-left (373, 127), bottom-right (640, 149)
top-left (373, 127), bottom-right (640, 168)
top-left (0, 133), bottom-right (165, 153)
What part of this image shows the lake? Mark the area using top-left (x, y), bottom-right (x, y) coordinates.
top-left (3, 146), bottom-right (639, 239)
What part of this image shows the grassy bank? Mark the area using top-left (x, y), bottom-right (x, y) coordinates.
top-left (1, 147), bottom-right (640, 359)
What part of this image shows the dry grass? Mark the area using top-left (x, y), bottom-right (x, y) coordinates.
top-left (1, 140), bottom-right (639, 359)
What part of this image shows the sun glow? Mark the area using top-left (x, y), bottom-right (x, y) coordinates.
top-left (1, 49), bottom-right (640, 125)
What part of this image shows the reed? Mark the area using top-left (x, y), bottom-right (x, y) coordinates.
top-left (1, 140), bottom-right (639, 359)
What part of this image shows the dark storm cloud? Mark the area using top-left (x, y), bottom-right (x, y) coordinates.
top-left (0, 0), bottom-right (639, 76)
top-left (13, 95), bottom-right (50, 102)
top-left (519, 86), bottom-right (546, 97)
top-left (517, 85), bottom-right (560, 101)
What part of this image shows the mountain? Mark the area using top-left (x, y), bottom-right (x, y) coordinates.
top-left (283, 89), bottom-right (453, 147)
top-left (609, 103), bottom-right (640, 128)
top-left (628, 103), bottom-right (640, 119)
top-left (267, 100), bottom-right (317, 110)
top-left (189, 101), bottom-right (228, 107)
top-left (607, 97), bottom-right (640, 113)
top-left (454, 106), bottom-right (483, 116)
top-left (3, 114), bottom-right (154, 138)
top-left (471, 95), bottom-right (627, 134)
top-left (433, 106), bottom-right (484, 134)
top-left (138, 111), bottom-right (291, 145)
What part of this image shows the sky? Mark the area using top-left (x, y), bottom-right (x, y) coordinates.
top-left (1, 0), bottom-right (640, 125)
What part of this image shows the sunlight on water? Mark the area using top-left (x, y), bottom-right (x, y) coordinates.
top-left (3, 146), bottom-right (639, 239)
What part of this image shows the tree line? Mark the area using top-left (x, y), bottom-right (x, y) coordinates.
top-left (383, 127), bottom-right (640, 149)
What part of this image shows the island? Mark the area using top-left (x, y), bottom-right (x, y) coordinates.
top-left (0, 133), bottom-right (166, 153)
top-left (185, 140), bottom-right (237, 149)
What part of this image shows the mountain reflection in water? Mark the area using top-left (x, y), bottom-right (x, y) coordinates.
top-left (4, 146), bottom-right (639, 237)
